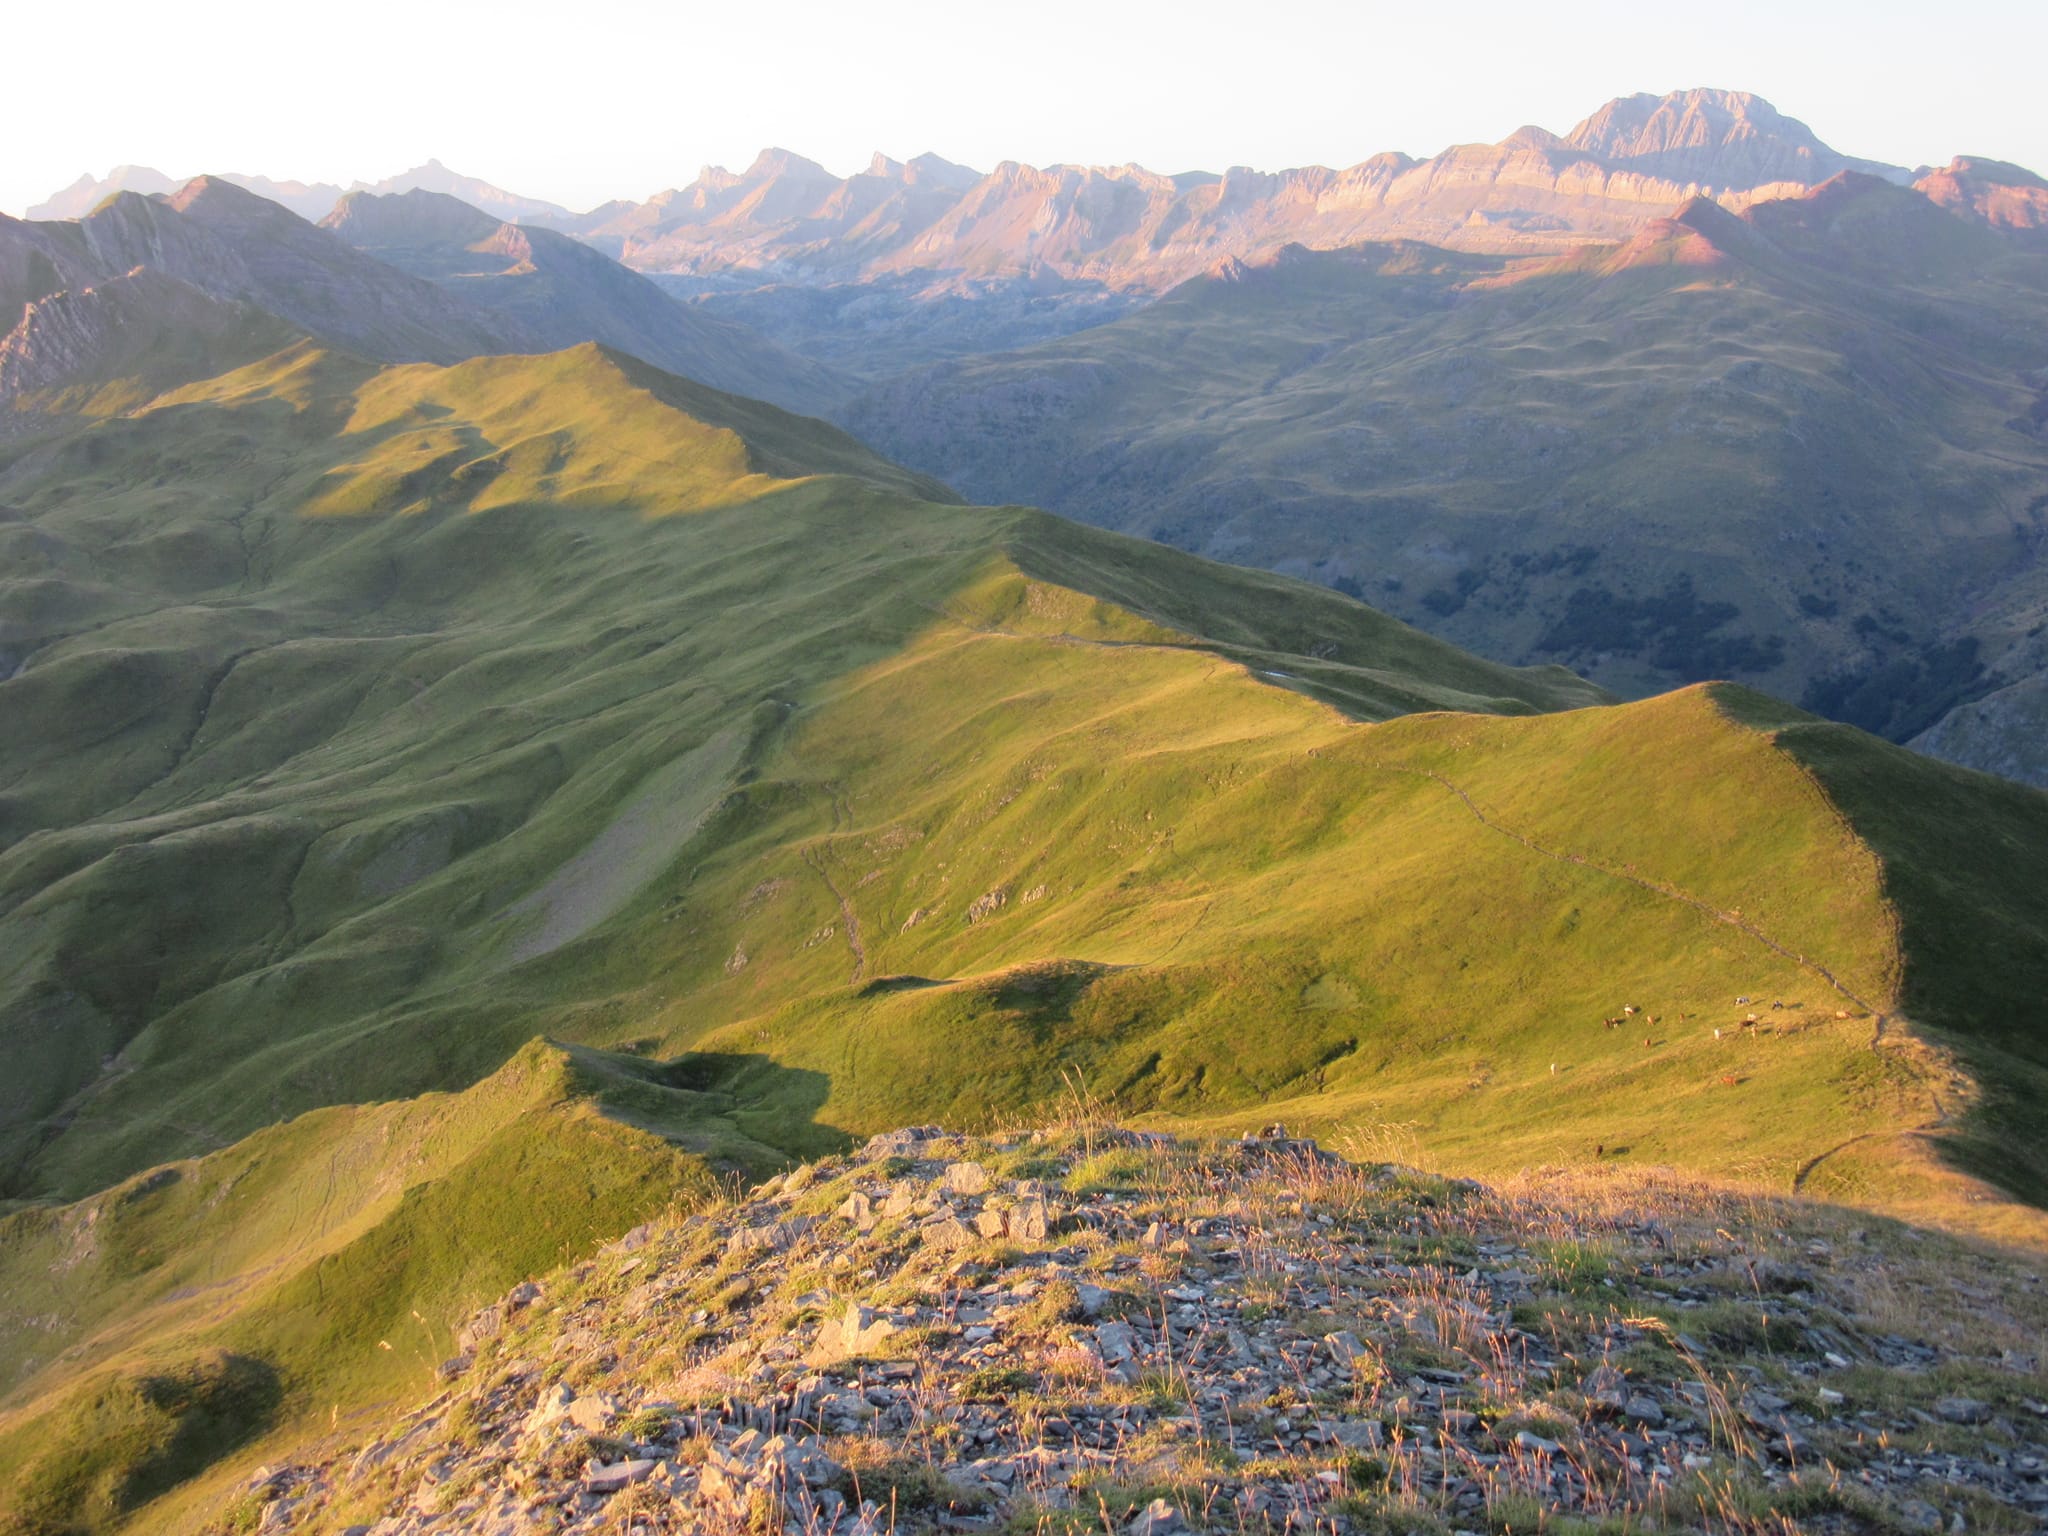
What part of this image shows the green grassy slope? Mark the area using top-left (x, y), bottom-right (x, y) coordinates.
top-left (3, 337), bottom-right (2040, 1215)
top-left (0, 340), bottom-right (1584, 1203)
top-left (4, 335), bottom-right (2048, 1531)
top-left (841, 184), bottom-right (2048, 758)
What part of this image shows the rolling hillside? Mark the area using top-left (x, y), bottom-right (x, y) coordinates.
top-left (2, 332), bottom-right (2046, 1531)
top-left (845, 176), bottom-right (2048, 779)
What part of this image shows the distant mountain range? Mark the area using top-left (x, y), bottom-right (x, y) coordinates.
top-left (318, 188), bottom-right (848, 411)
top-left (27, 157), bottom-right (571, 226)
top-left (33, 89), bottom-right (1938, 295)
top-left (561, 89), bottom-right (1914, 292)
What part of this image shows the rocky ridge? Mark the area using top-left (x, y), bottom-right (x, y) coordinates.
top-left (32, 90), bottom-right (1928, 300)
top-left (550, 90), bottom-right (1907, 293)
top-left (224, 1125), bottom-right (2047, 1536)
top-left (0, 267), bottom-right (295, 404)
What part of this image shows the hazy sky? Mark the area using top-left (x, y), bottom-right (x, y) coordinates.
top-left (7, 0), bottom-right (2042, 216)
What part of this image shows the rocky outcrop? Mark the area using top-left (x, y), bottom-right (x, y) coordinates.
top-left (1912, 673), bottom-right (2048, 788)
top-left (221, 1124), bottom-right (2048, 1535)
top-left (0, 267), bottom-right (297, 400)
top-left (1916, 156), bottom-right (2048, 239)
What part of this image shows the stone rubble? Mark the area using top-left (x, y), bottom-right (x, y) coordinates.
top-left (228, 1125), bottom-right (2048, 1535)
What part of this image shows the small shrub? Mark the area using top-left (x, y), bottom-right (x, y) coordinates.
top-left (958, 1365), bottom-right (1032, 1401)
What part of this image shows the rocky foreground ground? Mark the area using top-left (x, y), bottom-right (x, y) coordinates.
top-left (231, 1125), bottom-right (2048, 1535)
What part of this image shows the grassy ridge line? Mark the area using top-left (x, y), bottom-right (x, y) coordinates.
top-left (640, 618), bottom-right (1929, 1194)
top-left (0, 338), bottom-right (1587, 1201)
top-left (2, 337), bottom-right (2033, 1232)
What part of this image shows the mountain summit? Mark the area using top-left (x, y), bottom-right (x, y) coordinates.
top-left (1561, 87), bottom-right (1902, 187)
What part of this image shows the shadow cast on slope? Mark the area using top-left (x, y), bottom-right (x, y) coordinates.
top-left (1767, 712), bottom-right (2048, 1207)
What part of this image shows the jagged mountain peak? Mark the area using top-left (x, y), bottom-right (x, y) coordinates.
top-left (744, 146), bottom-right (835, 181)
top-left (1740, 168), bottom-right (2013, 273)
top-left (864, 151), bottom-right (980, 190)
top-left (1600, 194), bottom-right (1758, 272)
top-left (1567, 88), bottom-right (1793, 150)
top-left (904, 151), bottom-right (981, 189)
top-left (0, 266), bottom-right (300, 402)
top-left (1941, 155), bottom-right (2048, 188)
top-left (1500, 124), bottom-right (1567, 153)
top-left (1562, 87), bottom-right (1902, 189)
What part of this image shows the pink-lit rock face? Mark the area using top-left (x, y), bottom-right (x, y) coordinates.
top-left (560, 89), bottom-right (1911, 292)
top-left (1916, 156), bottom-right (2048, 236)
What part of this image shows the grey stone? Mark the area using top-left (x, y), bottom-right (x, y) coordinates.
top-left (1009, 1197), bottom-right (1051, 1241)
top-left (727, 1216), bottom-right (815, 1257)
top-left (945, 1161), bottom-right (991, 1195)
top-left (1331, 1419), bottom-right (1384, 1450)
top-left (524, 1382), bottom-right (577, 1436)
top-left (1935, 1396), bottom-right (1992, 1425)
top-left (455, 1304), bottom-right (503, 1354)
top-left (1582, 1364), bottom-right (1626, 1397)
top-left (760, 1433), bottom-right (844, 1487)
top-left (842, 1305), bottom-right (898, 1356)
top-left (1128, 1497), bottom-right (1185, 1535)
top-left (1094, 1321), bottom-right (1138, 1363)
top-left (697, 1459), bottom-right (749, 1515)
top-left (585, 1457), bottom-right (657, 1494)
top-left (840, 1191), bottom-right (879, 1230)
top-left (565, 1392), bottom-right (619, 1434)
top-left (921, 1212), bottom-right (976, 1251)
top-left (1325, 1331), bottom-right (1369, 1372)
top-left (863, 1125), bottom-right (945, 1157)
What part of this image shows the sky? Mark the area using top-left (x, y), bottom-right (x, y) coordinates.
top-left (7, 0), bottom-right (2044, 217)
